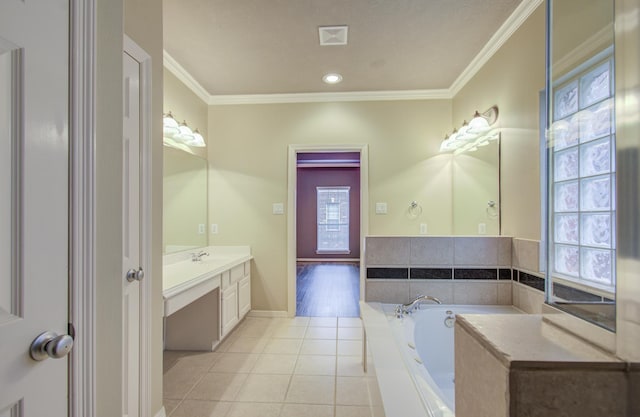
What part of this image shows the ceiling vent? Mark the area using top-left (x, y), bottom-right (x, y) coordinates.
top-left (319, 26), bottom-right (348, 46)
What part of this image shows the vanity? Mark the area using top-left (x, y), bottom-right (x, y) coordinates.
top-left (162, 246), bottom-right (253, 351)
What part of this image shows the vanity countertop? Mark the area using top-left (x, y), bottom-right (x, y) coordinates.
top-left (162, 246), bottom-right (252, 316)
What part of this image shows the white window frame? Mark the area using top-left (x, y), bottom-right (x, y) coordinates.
top-left (316, 186), bottom-right (350, 254)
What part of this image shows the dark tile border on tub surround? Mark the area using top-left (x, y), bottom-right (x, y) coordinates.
top-left (499, 268), bottom-right (512, 280)
top-left (553, 282), bottom-right (605, 302)
top-left (453, 268), bottom-right (498, 280)
top-left (366, 267), bottom-right (408, 279)
top-left (517, 270), bottom-right (545, 291)
top-left (410, 268), bottom-right (453, 279)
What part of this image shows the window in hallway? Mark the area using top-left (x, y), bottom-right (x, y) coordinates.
top-left (316, 186), bottom-right (350, 254)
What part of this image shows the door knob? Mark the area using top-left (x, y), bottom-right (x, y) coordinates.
top-left (126, 267), bottom-right (144, 282)
top-left (30, 331), bottom-right (74, 361)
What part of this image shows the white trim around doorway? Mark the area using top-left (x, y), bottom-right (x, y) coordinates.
top-left (69, 1), bottom-right (96, 416)
top-left (123, 35), bottom-right (154, 417)
top-left (286, 144), bottom-right (369, 317)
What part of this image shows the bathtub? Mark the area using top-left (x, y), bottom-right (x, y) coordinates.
top-left (360, 302), bottom-right (521, 417)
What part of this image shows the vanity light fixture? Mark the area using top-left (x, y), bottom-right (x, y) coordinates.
top-left (162, 111), bottom-right (207, 148)
top-left (439, 105), bottom-right (499, 154)
top-left (322, 73), bottom-right (343, 84)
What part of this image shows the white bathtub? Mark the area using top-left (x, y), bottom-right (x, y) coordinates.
top-left (361, 302), bottom-right (521, 417)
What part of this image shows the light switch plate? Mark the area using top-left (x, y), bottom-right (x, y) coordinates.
top-left (420, 223), bottom-right (428, 234)
top-left (211, 224), bottom-right (218, 234)
top-left (273, 203), bottom-right (285, 215)
top-left (375, 202), bottom-right (388, 214)
top-left (478, 223), bottom-right (487, 234)
top-left (198, 224), bottom-right (205, 234)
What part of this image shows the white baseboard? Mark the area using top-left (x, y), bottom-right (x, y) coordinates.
top-left (248, 310), bottom-right (289, 318)
top-left (154, 406), bottom-right (167, 417)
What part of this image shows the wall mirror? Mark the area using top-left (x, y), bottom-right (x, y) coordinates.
top-left (163, 147), bottom-right (208, 254)
top-left (546, 0), bottom-right (615, 330)
top-left (452, 137), bottom-right (500, 235)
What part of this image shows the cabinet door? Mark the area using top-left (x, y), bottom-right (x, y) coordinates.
top-left (238, 275), bottom-right (251, 318)
top-left (221, 284), bottom-right (238, 337)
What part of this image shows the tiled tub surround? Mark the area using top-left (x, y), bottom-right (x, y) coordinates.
top-left (365, 237), bottom-right (611, 314)
top-left (163, 316), bottom-right (385, 417)
top-left (455, 314), bottom-right (638, 417)
top-left (365, 236), bottom-right (514, 306)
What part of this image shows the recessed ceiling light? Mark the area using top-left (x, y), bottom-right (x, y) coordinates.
top-left (322, 73), bottom-right (343, 84)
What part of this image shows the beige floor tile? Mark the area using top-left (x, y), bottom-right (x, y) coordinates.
top-left (280, 404), bottom-right (334, 417)
top-left (170, 399), bottom-right (232, 417)
top-left (367, 377), bottom-right (383, 406)
top-left (338, 317), bottom-right (362, 328)
top-left (233, 323), bottom-right (273, 339)
top-left (336, 377), bottom-right (371, 406)
top-left (226, 402), bottom-right (282, 417)
top-left (305, 326), bottom-right (337, 340)
top-left (309, 317), bottom-right (338, 327)
top-left (337, 355), bottom-right (367, 377)
top-left (270, 325), bottom-right (308, 339)
top-left (226, 337), bottom-right (268, 354)
top-left (337, 340), bottom-right (362, 356)
top-left (300, 339), bottom-right (337, 355)
top-left (235, 374), bottom-right (291, 403)
top-left (214, 333), bottom-right (238, 352)
top-left (371, 406), bottom-right (386, 417)
top-left (171, 351), bottom-right (222, 372)
top-left (163, 351), bottom-right (184, 372)
top-left (294, 355), bottom-right (336, 376)
top-left (338, 327), bottom-right (363, 340)
top-left (335, 405), bottom-right (373, 417)
top-left (163, 366), bottom-right (205, 400)
top-left (209, 352), bottom-right (259, 373)
top-left (262, 338), bottom-right (303, 354)
top-left (285, 375), bottom-right (335, 405)
top-left (186, 372), bottom-right (247, 401)
top-left (269, 317), bottom-right (310, 327)
top-left (163, 399), bottom-right (181, 416)
top-left (251, 353), bottom-right (298, 374)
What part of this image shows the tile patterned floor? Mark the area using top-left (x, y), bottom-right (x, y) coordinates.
top-left (164, 316), bottom-right (386, 417)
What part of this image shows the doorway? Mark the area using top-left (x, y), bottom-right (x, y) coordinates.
top-left (286, 145), bottom-right (369, 318)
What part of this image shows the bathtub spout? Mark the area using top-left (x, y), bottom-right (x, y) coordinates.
top-left (398, 295), bottom-right (442, 316)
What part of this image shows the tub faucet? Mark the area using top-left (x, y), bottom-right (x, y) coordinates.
top-left (396, 294), bottom-right (442, 317)
top-left (191, 251), bottom-right (209, 262)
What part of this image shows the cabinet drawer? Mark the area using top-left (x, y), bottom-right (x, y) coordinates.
top-left (220, 270), bottom-right (231, 290)
top-left (230, 264), bottom-right (244, 283)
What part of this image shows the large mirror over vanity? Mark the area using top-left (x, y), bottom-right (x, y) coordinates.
top-left (163, 146), bottom-right (208, 254)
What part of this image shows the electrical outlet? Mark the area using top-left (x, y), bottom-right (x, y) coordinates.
top-left (375, 202), bottom-right (388, 214)
top-left (198, 224), bottom-right (205, 234)
top-left (420, 223), bottom-right (428, 234)
top-left (211, 224), bottom-right (218, 234)
top-left (478, 223), bottom-right (487, 234)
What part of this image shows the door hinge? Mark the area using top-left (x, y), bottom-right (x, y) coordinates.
top-left (68, 322), bottom-right (76, 340)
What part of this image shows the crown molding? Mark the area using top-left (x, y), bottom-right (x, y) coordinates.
top-left (206, 89), bottom-right (452, 105)
top-left (163, 50), bottom-right (210, 104)
top-left (164, 0), bottom-right (543, 105)
top-left (449, 0), bottom-right (544, 96)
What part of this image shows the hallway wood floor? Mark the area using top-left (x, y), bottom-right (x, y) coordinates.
top-left (296, 262), bottom-right (360, 317)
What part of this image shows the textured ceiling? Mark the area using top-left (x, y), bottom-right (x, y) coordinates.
top-left (163, 0), bottom-right (524, 96)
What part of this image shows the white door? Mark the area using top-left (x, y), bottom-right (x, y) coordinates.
top-left (122, 51), bottom-right (142, 417)
top-left (0, 1), bottom-right (71, 416)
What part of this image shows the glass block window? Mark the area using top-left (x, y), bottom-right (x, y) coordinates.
top-left (317, 187), bottom-right (350, 253)
top-left (550, 52), bottom-right (615, 292)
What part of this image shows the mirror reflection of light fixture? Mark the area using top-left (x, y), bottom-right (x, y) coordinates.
top-left (439, 105), bottom-right (499, 154)
top-left (162, 111), bottom-right (207, 148)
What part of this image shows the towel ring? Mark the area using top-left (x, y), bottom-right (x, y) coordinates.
top-left (486, 200), bottom-right (498, 219)
top-left (408, 201), bottom-right (423, 218)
